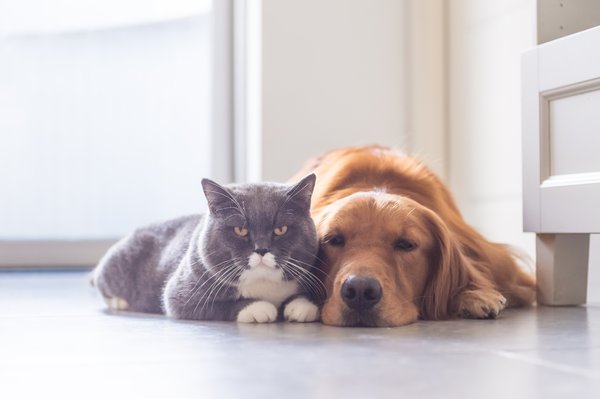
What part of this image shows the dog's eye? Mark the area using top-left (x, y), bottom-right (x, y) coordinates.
top-left (394, 238), bottom-right (416, 251)
top-left (327, 234), bottom-right (345, 247)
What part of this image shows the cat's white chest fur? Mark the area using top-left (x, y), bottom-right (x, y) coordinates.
top-left (238, 253), bottom-right (299, 306)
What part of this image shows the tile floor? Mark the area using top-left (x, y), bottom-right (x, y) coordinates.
top-left (1, 270), bottom-right (600, 399)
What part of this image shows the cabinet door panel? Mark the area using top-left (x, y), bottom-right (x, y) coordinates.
top-left (523, 26), bottom-right (600, 233)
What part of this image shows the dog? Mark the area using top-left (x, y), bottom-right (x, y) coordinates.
top-left (292, 146), bottom-right (536, 327)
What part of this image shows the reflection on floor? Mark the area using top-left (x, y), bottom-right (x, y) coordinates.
top-left (1, 270), bottom-right (600, 399)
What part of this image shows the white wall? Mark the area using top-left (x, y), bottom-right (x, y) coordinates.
top-left (446, 0), bottom-right (600, 289)
top-left (447, 0), bottom-right (536, 255)
top-left (404, 0), bottom-right (447, 180)
top-left (254, 0), bottom-right (408, 182)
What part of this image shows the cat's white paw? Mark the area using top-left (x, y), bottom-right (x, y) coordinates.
top-left (105, 296), bottom-right (129, 311)
top-left (237, 301), bottom-right (278, 323)
top-left (284, 297), bottom-right (319, 323)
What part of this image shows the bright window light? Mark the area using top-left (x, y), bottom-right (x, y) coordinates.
top-left (0, 0), bottom-right (219, 240)
top-left (0, 0), bottom-right (212, 35)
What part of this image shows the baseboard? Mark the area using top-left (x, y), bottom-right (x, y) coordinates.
top-left (0, 240), bottom-right (117, 268)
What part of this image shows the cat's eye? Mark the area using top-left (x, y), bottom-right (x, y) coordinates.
top-left (234, 226), bottom-right (248, 237)
top-left (274, 225), bottom-right (288, 236)
top-left (394, 238), bottom-right (417, 251)
top-left (327, 234), bottom-right (345, 247)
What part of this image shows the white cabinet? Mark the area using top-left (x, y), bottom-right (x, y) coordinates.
top-left (523, 23), bottom-right (600, 305)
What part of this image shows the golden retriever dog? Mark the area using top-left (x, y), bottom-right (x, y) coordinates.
top-left (293, 146), bottom-right (536, 327)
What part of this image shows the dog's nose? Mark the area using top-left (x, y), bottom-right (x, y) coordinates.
top-left (341, 275), bottom-right (382, 310)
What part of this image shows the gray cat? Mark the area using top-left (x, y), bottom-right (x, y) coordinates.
top-left (93, 174), bottom-right (324, 323)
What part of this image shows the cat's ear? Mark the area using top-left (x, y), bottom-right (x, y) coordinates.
top-left (201, 178), bottom-right (236, 215)
top-left (286, 173), bottom-right (316, 212)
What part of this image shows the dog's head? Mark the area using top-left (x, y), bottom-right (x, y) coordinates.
top-left (315, 192), bottom-right (469, 327)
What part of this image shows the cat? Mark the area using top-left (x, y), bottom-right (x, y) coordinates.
top-left (93, 174), bottom-right (324, 323)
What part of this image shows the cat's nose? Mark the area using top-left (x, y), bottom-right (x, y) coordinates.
top-left (254, 248), bottom-right (270, 256)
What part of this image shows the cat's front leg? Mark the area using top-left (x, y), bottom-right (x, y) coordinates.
top-left (283, 296), bottom-right (320, 323)
top-left (165, 279), bottom-right (277, 323)
top-left (236, 300), bottom-right (278, 323)
top-left (182, 298), bottom-right (278, 323)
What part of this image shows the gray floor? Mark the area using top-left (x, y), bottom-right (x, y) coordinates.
top-left (2, 271), bottom-right (600, 399)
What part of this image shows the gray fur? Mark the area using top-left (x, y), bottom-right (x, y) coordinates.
top-left (93, 174), bottom-right (323, 321)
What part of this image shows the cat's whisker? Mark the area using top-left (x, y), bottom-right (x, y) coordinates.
top-left (294, 247), bottom-right (330, 270)
top-left (206, 261), bottom-right (244, 308)
top-left (298, 248), bottom-right (327, 265)
top-left (196, 262), bottom-right (245, 316)
top-left (184, 261), bottom-right (240, 307)
top-left (292, 270), bottom-right (325, 303)
top-left (182, 267), bottom-right (215, 306)
top-left (283, 258), bottom-right (327, 287)
top-left (279, 263), bottom-right (316, 300)
top-left (281, 260), bottom-right (328, 300)
top-left (207, 261), bottom-right (246, 314)
top-left (287, 256), bottom-right (330, 278)
top-left (193, 258), bottom-right (246, 310)
top-left (295, 274), bottom-right (323, 302)
top-left (193, 268), bottom-right (236, 315)
top-left (184, 256), bottom-right (246, 306)
top-left (184, 255), bottom-right (226, 290)
top-left (183, 256), bottom-right (240, 300)
top-left (284, 261), bottom-right (328, 300)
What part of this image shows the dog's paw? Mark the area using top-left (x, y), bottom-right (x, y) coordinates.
top-left (284, 297), bottom-right (319, 323)
top-left (104, 296), bottom-right (129, 311)
top-left (457, 289), bottom-right (506, 319)
top-left (237, 301), bottom-right (278, 323)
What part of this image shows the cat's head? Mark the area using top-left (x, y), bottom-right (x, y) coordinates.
top-left (199, 174), bottom-right (323, 300)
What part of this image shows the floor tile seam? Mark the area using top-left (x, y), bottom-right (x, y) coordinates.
top-left (437, 340), bottom-right (600, 379)
top-left (490, 350), bottom-right (600, 380)
top-left (506, 345), bottom-right (600, 353)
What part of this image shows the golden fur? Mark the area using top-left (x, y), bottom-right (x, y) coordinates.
top-left (293, 146), bottom-right (536, 327)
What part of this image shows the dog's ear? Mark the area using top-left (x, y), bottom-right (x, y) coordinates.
top-left (420, 210), bottom-right (470, 320)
